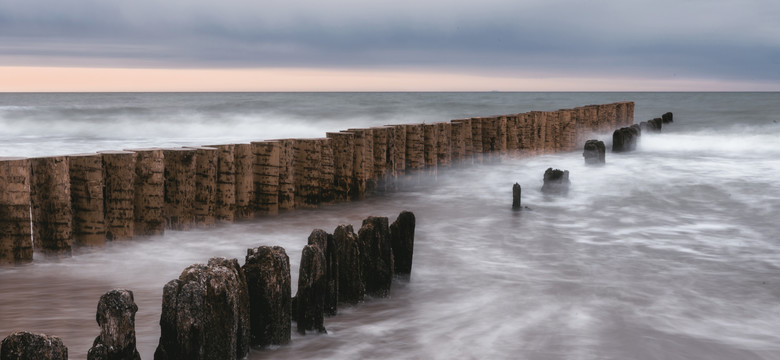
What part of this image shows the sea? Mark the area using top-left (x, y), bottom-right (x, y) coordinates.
top-left (1, 92), bottom-right (779, 360)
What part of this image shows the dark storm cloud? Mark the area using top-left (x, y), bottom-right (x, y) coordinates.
top-left (1, 0), bottom-right (778, 83)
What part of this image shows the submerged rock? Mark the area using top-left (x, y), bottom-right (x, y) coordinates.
top-left (295, 243), bottom-right (327, 334)
top-left (583, 140), bottom-right (606, 165)
top-left (0, 331), bottom-right (68, 360)
top-left (154, 257), bottom-right (250, 360)
top-left (541, 168), bottom-right (570, 195)
top-left (359, 216), bottom-right (394, 297)
top-left (87, 289), bottom-right (141, 360)
top-left (390, 211), bottom-right (416, 278)
top-left (243, 246), bottom-right (291, 348)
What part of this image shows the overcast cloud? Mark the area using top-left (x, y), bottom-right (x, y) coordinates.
top-left (1, 0), bottom-right (778, 85)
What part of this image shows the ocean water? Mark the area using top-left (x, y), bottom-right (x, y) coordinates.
top-left (1, 92), bottom-right (780, 359)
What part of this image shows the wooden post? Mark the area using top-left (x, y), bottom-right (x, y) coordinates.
top-left (292, 139), bottom-right (322, 208)
top-left (252, 141), bottom-right (280, 215)
top-left (344, 129), bottom-right (374, 199)
top-left (404, 124), bottom-right (425, 175)
top-left (597, 103), bottom-right (617, 133)
top-left (423, 123), bottom-right (438, 177)
top-left (30, 156), bottom-right (73, 256)
top-left (326, 132), bottom-right (354, 202)
top-left (163, 148), bottom-right (197, 230)
top-left (206, 144), bottom-right (236, 223)
top-left (0, 157), bottom-right (32, 264)
top-left (469, 118), bottom-right (483, 163)
top-left (126, 148), bottom-right (165, 236)
top-left (558, 109), bottom-right (577, 151)
top-left (274, 139), bottom-right (296, 211)
top-left (318, 138), bottom-right (335, 204)
top-left (188, 147), bottom-right (217, 227)
top-left (371, 127), bottom-right (390, 192)
top-left (234, 144), bottom-right (255, 220)
top-left (449, 121), bottom-right (466, 164)
top-left (101, 151), bottom-right (136, 241)
top-left (68, 153), bottom-right (105, 246)
top-left (387, 124), bottom-right (407, 190)
top-left (505, 115), bottom-right (520, 156)
top-left (544, 111), bottom-right (558, 153)
top-left (435, 122), bottom-right (452, 168)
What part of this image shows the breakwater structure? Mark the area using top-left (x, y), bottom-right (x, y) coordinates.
top-left (0, 101), bottom-right (634, 264)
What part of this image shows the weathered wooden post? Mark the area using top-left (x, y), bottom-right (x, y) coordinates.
top-left (101, 151), bottom-right (136, 241)
top-left (234, 144), bottom-right (255, 220)
top-left (541, 168), bottom-right (570, 195)
top-left (163, 148), bottom-right (197, 230)
top-left (188, 146), bottom-right (217, 227)
top-left (0, 157), bottom-right (32, 264)
top-left (0, 331), bottom-right (68, 360)
top-left (505, 115), bottom-right (520, 156)
top-left (662, 111), bottom-right (673, 124)
top-left (326, 132), bottom-right (354, 202)
top-left (597, 103), bottom-right (618, 133)
top-left (243, 246), bottom-right (292, 347)
top-left (252, 141), bottom-right (280, 215)
top-left (155, 257), bottom-right (250, 360)
top-left (30, 156), bottom-right (73, 256)
top-left (87, 289), bottom-right (141, 360)
top-left (359, 216), bottom-right (393, 297)
top-left (295, 243), bottom-right (327, 334)
top-left (207, 144), bottom-right (237, 223)
top-left (127, 148), bottom-right (165, 236)
top-left (469, 118), bottom-right (484, 163)
top-left (404, 124), bottom-right (425, 177)
top-left (387, 124), bottom-right (407, 190)
top-left (346, 128), bottom-right (374, 197)
top-left (307, 229), bottom-right (339, 315)
top-left (274, 139), bottom-right (296, 210)
top-left (371, 127), bottom-right (390, 192)
top-left (390, 211), bottom-right (415, 279)
top-left (583, 140), bottom-right (606, 165)
top-left (317, 138), bottom-right (335, 204)
top-left (558, 109), bottom-right (577, 151)
top-left (67, 154), bottom-right (105, 246)
top-left (451, 119), bottom-right (474, 163)
top-left (435, 122), bottom-right (452, 168)
top-left (449, 121), bottom-right (467, 164)
top-left (334, 224), bottom-right (364, 304)
top-left (292, 139), bottom-right (322, 208)
top-left (423, 123), bottom-right (438, 177)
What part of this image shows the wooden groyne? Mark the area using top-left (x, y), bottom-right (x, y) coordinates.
top-left (0, 101), bottom-right (634, 264)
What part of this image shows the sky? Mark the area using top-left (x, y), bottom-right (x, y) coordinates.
top-left (0, 0), bottom-right (778, 91)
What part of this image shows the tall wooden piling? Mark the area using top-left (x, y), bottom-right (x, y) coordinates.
top-left (0, 158), bottom-right (32, 264)
top-left (163, 148), bottom-right (197, 230)
top-left (423, 124), bottom-right (438, 176)
top-left (371, 127), bottom-right (390, 191)
top-left (469, 118), bottom-right (483, 163)
top-left (505, 115), bottom-right (520, 156)
top-left (435, 122), bottom-right (452, 168)
top-left (293, 139), bottom-right (322, 208)
top-left (208, 144), bottom-right (237, 223)
top-left (252, 141), bottom-right (280, 215)
top-left (346, 129), bottom-right (374, 199)
top-left (127, 148), bottom-right (166, 236)
top-left (327, 132), bottom-right (354, 202)
top-left (189, 147), bottom-right (217, 227)
top-left (404, 124), bottom-right (425, 174)
top-left (275, 139), bottom-right (296, 211)
top-left (234, 144), bottom-right (255, 220)
top-left (68, 153), bottom-right (105, 246)
top-left (452, 119), bottom-right (474, 163)
top-left (449, 121), bottom-right (466, 164)
top-left (30, 156), bottom-right (72, 256)
top-left (318, 138), bottom-right (335, 204)
top-left (387, 125), bottom-right (407, 190)
top-left (101, 151), bottom-right (136, 240)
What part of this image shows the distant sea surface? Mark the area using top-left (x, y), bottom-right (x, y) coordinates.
top-left (1, 92), bottom-right (780, 359)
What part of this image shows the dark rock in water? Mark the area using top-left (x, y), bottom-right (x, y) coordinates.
top-left (583, 140), bottom-right (606, 165)
top-left (307, 229), bottom-right (339, 316)
top-left (541, 168), bottom-right (570, 195)
top-left (87, 289), bottom-right (141, 360)
top-left (648, 118), bottom-right (663, 132)
top-left (335, 224), bottom-right (365, 304)
top-left (612, 126), bottom-right (641, 153)
top-left (390, 211), bottom-right (416, 277)
top-left (242, 246), bottom-right (291, 348)
top-left (155, 257), bottom-right (250, 360)
top-left (662, 112), bottom-right (673, 123)
top-left (359, 216), bottom-right (394, 297)
top-left (0, 331), bottom-right (68, 360)
top-left (295, 244), bottom-right (327, 334)
top-left (511, 183), bottom-right (522, 210)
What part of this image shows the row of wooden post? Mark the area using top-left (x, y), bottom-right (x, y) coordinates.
top-left (0, 101), bottom-right (634, 264)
